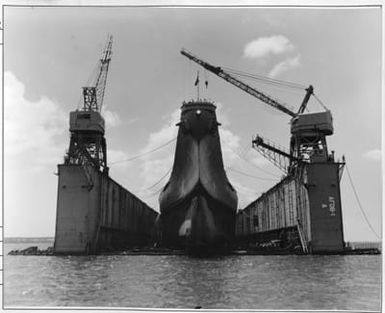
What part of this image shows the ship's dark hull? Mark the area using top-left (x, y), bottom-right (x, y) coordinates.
top-left (158, 101), bottom-right (238, 253)
top-left (160, 187), bottom-right (236, 253)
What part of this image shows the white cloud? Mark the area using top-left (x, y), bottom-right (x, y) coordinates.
top-left (248, 153), bottom-right (272, 168)
top-left (4, 71), bottom-right (67, 170)
top-left (363, 149), bottom-right (381, 161)
top-left (215, 102), bottom-right (231, 126)
top-left (103, 109), bottom-right (121, 128)
top-left (268, 55), bottom-right (301, 78)
top-left (244, 35), bottom-right (295, 59)
top-left (139, 109), bottom-right (179, 190)
top-left (107, 149), bottom-right (132, 168)
top-left (220, 128), bottom-right (241, 167)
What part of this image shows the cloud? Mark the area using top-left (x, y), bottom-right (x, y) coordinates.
top-left (244, 35), bottom-right (295, 59)
top-left (139, 108), bottom-right (179, 191)
top-left (248, 153), bottom-right (272, 168)
top-left (214, 102), bottom-right (231, 126)
top-left (4, 71), bottom-right (67, 171)
top-left (220, 128), bottom-right (241, 167)
top-left (268, 55), bottom-right (301, 78)
top-left (107, 149), bottom-right (132, 168)
top-left (103, 109), bottom-right (122, 128)
top-left (363, 149), bottom-right (381, 161)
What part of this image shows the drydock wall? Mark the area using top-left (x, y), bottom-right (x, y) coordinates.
top-left (305, 163), bottom-right (344, 252)
top-left (235, 175), bottom-right (311, 245)
top-left (54, 164), bottom-right (158, 254)
top-left (236, 162), bottom-right (344, 253)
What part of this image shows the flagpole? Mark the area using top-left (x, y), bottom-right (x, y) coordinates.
top-left (195, 71), bottom-right (200, 100)
top-left (198, 80), bottom-right (200, 100)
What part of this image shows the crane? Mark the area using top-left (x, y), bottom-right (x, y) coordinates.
top-left (181, 49), bottom-right (333, 173)
top-left (82, 34), bottom-right (113, 112)
top-left (66, 35), bottom-right (114, 174)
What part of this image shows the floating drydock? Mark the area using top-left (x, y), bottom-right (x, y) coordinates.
top-left (54, 162), bottom-right (158, 254)
top-left (236, 112), bottom-right (345, 254)
top-left (235, 162), bottom-right (345, 253)
top-left (158, 100), bottom-right (238, 253)
top-left (54, 36), bottom-right (157, 254)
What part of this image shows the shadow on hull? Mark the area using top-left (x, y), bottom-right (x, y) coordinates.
top-left (158, 100), bottom-right (238, 254)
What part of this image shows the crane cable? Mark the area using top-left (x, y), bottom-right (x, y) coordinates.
top-left (109, 137), bottom-right (177, 165)
top-left (223, 67), bottom-right (307, 90)
top-left (313, 93), bottom-right (330, 112)
top-left (230, 68), bottom-right (332, 114)
top-left (224, 142), bottom-right (280, 178)
top-left (345, 164), bottom-right (381, 240)
top-left (221, 67), bottom-right (335, 114)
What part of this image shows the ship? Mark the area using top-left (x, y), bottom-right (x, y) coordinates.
top-left (158, 100), bottom-right (238, 253)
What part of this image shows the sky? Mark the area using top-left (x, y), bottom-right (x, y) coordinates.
top-left (2, 5), bottom-right (382, 242)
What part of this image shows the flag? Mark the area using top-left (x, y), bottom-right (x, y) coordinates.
top-left (194, 72), bottom-right (200, 86)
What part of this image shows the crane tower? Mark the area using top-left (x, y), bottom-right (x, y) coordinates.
top-left (64, 35), bottom-right (113, 174)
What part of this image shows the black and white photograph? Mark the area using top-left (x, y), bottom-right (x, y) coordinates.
top-left (2, 2), bottom-right (383, 311)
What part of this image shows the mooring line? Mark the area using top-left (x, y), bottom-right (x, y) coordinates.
top-left (345, 164), bottom-right (381, 240)
top-left (227, 167), bottom-right (278, 182)
top-left (109, 137), bottom-right (177, 165)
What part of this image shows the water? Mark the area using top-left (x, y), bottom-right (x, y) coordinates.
top-left (4, 242), bottom-right (382, 310)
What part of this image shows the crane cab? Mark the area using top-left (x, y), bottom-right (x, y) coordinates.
top-left (290, 111), bottom-right (333, 136)
top-left (290, 111), bottom-right (334, 163)
top-left (69, 110), bottom-right (105, 134)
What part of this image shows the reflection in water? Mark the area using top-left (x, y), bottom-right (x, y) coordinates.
top-left (4, 245), bottom-right (381, 310)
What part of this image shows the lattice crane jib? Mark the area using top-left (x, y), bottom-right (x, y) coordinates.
top-left (252, 135), bottom-right (300, 174)
top-left (83, 35), bottom-right (113, 113)
top-left (65, 35), bottom-right (113, 174)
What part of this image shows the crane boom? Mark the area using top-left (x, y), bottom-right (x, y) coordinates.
top-left (297, 85), bottom-right (314, 114)
top-left (83, 35), bottom-right (113, 112)
top-left (252, 135), bottom-right (300, 173)
top-left (181, 49), bottom-right (297, 118)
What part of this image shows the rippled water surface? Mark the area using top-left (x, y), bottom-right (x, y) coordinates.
top-left (4, 243), bottom-right (382, 310)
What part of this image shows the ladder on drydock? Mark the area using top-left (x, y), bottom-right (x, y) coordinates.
top-left (296, 221), bottom-right (309, 254)
top-left (288, 189), bottom-right (295, 225)
top-left (81, 163), bottom-right (94, 190)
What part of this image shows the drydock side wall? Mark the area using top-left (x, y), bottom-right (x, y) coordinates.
top-left (305, 163), bottom-right (344, 252)
top-left (236, 162), bottom-right (344, 253)
top-left (235, 175), bottom-right (311, 245)
top-left (54, 164), bottom-right (158, 254)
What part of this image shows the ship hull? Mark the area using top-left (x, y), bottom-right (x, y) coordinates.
top-left (158, 101), bottom-right (237, 253)
top-left (160, 188), bottom-right (236, 252)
